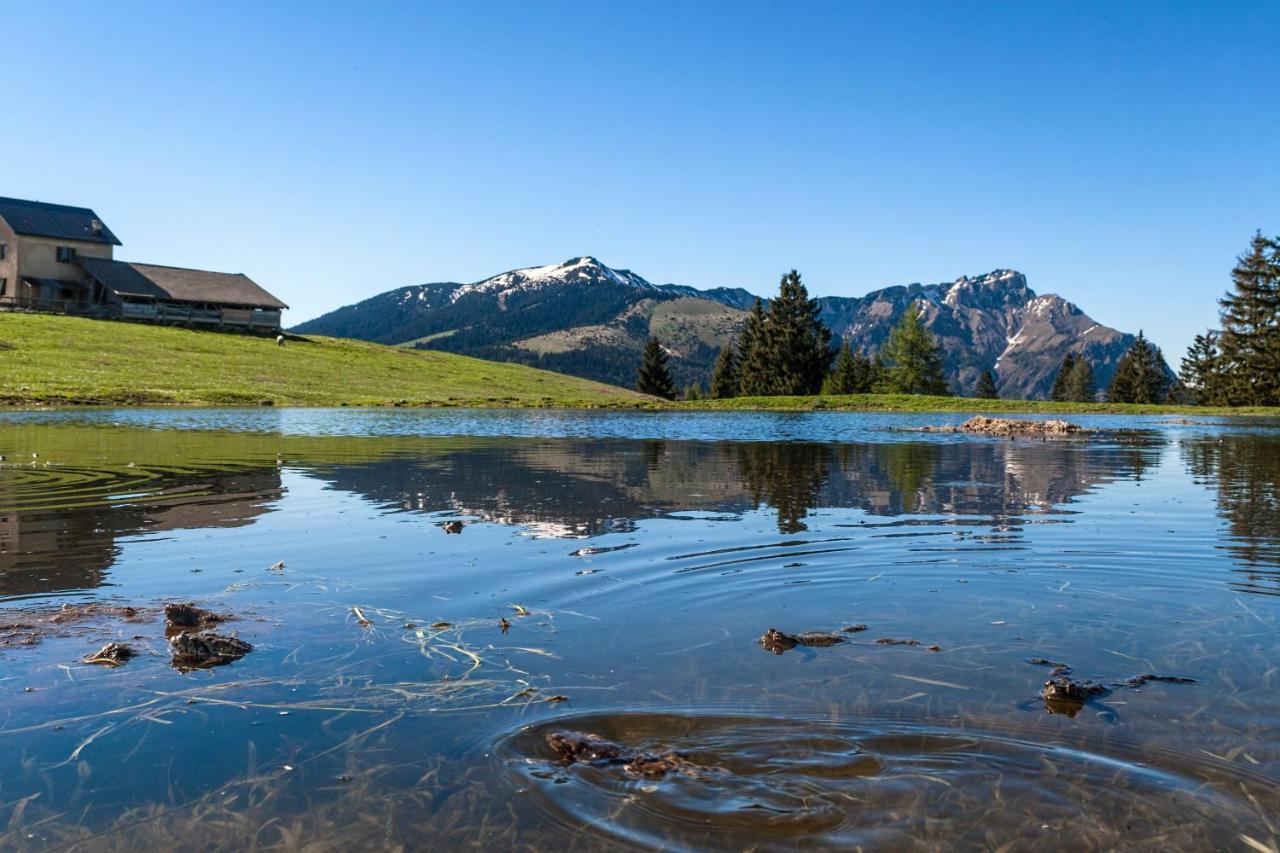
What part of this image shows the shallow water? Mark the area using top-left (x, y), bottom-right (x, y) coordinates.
top-left (0, 410), bottom-right (1277, 850)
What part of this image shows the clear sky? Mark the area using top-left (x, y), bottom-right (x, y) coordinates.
top-left (3, 1), bottom-right (1276, 358)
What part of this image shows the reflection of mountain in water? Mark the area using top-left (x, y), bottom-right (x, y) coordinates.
top-left (1183, 434), bottom-right (1280, 593)
top-left (317, 436), bottom-right (1167, 537)
top-left (0, 470), bottom-right (283, 597)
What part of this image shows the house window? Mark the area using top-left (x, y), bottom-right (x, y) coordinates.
top-left (56, 246), bottom-right (75, 263)
top-left (0, 243), bottom-right (7, 260)
top-left (0, 278), bottom-right (7, 297)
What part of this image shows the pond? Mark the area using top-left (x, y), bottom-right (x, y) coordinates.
top-left (1, 409), bottom-right (1277, 850)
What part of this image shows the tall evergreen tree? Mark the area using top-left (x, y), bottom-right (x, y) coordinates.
top-left (1217, 232), bottom-right (1280, 406)
top-left (1066, 357), bottom-right (1095, 402)
top-left (879, 302), bottom-right (948, 395)
top-left (1179, 330), bottom-right (1224, 406)
top-left (710, 344), bottom-right (740, 399)
top-left (1050, 352), bottom-right (1079, 402)
top-left (1108, 331), bottom-right (1170, 404)
top-left (636, 336), bottom-right (677, 399)
top-left (975, 369), bottom-right (998, 399)
top-left (763, 270), bottom-right (834, 395)
top-left (736, 298), bottom-right (771, 397)
top-left (823, 342), bottom-right (860, 395)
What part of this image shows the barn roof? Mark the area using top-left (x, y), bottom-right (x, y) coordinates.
top-left (0, 196), bottom-right (122, 245)
top-left (78, 257), bottom-right (287, 310)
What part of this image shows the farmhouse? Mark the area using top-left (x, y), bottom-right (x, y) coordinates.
top-left (0, 196), bottom-right (286, 330)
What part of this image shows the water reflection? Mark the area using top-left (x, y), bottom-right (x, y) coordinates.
top-left (1184, 433), bottom-right (1280, 593)
top-left (0, 429), bottom-right (1176, 598)
top-left (0, 468), bottom-right (281, 597)
top-left (0, 417), bottom-right (1278, 849)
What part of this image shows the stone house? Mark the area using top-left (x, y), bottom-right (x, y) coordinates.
top-left (0, 196), bottom-right (286, 330)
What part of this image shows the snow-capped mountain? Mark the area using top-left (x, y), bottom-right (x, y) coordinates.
top-left (292, 257), bottom-right (1159, 399)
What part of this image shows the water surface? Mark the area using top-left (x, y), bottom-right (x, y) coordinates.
top-left (0, 410), bottom-right (1277, 850)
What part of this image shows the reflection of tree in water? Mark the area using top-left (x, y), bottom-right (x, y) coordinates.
top-left (736, 444), bottom-right (830, 533)
top-left (1182, 434), bottom-right (1280, 591)
top-left (313, 435), bottom-right (1166, 539)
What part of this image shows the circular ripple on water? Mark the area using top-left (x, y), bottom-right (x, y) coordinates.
top-left (496, 712), bottom-right (1280, 851)
top-left (0, 463), bottom-right (220, 512)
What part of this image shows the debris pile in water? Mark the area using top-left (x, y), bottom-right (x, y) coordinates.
top-left (925, 416), bottom-right (1083, 436)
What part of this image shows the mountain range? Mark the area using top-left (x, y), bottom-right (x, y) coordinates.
top-left (292, 257), bottom-right (1159, 399)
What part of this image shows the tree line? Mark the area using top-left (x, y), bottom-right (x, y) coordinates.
top-left (638, 270), bottom-right (953, 399)
top-left (1178, 232), bottom-right (1280, 407)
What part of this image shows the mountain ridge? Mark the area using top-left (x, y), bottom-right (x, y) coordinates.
top-left (292, 257), bottom-right (1162, 399)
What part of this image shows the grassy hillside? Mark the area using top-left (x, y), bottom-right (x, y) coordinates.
top-left (0, 313), bottom-right (649, 407)
top-left (679, 392), bottom-right (1280, 417)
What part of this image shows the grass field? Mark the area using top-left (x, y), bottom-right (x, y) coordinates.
top-left (2, 313), bottom-right (1277, 416)
top-left (0, 313), bottom-right (649, 407)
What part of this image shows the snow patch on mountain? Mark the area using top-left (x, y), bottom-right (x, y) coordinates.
top-left (449, 256), bottom-right (656, 304)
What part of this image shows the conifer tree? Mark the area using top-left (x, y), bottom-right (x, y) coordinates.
top-left (1179, 330), bottom-right (1224, 406)
top-left (1066, 357), bottom-right (1095, 402)
top-left (636, 336), bottom-right (677, 399)
top-left (1050, 352), bottom-right (1078, 402)
top-left (710, 344), bottom-right (739, 399)
top-left (1217, 232), bottom-right (1280, 406)
top-left (879, 302), bottom-right (948, 395)
top-left (975, 369), bottom-right (998, 399)
top-left (823, 342), bottom-right (860, 395)
top-left (1107, 331), bottom-right (1169, 404)
top-left (736, 298), bottom-right (771, 397)
top-left (763, 270), bottom-right (834, 395)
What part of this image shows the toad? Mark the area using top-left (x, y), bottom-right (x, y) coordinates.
top-left (759, 627), bottom-right (847, 655)
top-left (546, 731), bottom-right (713, 779)
top-left (170, 631), bottom-right (253, 671)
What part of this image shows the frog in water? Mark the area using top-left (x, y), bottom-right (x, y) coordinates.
top-left (169, 631), bottom-right (253, 671)
top-left (759, 627), bottom-right (847, 655)
top-left (546, 731), bottom-right (713, 778)
top-left (1029, 658), bottom-right (1194, 719)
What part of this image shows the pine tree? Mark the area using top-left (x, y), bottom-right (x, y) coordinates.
top-left (1217, 232), bottom-right (1280, 406)
top-left (823, 342), bottom-right (860, 395)
top-left (975, 369), bottom-right (998, 399)
top-left (1108, 331), bottom-right (1169, 404)
top-left (1066, 357), bottom-right (1095, 402)
top-left (736, 298), bottom-right (771, 397)
top-left (762, 270), bottom-right (834, 395)
top-left (636, 336), bottom-right (676, 399)
top-left (1179, 330), bottom-right (1224, 406)
top-left (1050, 352), bottom-right (1078, 402)
top-left (710, 344), bottom-right (739, 399)
top-left (879, 302), bottom-right (948, 395)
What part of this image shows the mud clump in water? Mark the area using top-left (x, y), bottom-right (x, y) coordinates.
top-left (925, 416), bottom-right (1083, 437)
top-left (1, 603), bottom-right (155, 650)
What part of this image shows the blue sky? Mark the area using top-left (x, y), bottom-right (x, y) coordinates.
top-left (3, 1), bottom-right (1276, 358)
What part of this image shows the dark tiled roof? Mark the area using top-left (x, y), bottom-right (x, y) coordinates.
top-left (0, 196), bottom-right (121, 245)
top-left (78, 257), bottom-right (287, 310)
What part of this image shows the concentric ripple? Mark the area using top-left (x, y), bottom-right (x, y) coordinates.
top-left (499, 713), bottom-right (1280, 851)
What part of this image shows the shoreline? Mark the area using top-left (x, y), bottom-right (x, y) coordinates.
top-left (1, 394), bottom-right (1277, 418)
